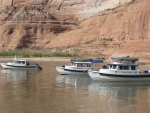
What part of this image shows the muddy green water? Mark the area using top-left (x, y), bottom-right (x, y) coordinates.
top-left (0, 61), bottom-right (150, 113)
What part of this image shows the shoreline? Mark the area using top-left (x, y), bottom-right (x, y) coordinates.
top-left (0, 57), bottom-right (150, 65)
top-left (0, 57), bottom-right (71, 62)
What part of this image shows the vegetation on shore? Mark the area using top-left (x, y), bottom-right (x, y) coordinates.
top-left (0, 51), bottom-right (76, 58)
top-left (0, 50), bottom-right (106, 60)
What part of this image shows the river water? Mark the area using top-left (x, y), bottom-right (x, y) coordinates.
top-left (0, 61), bottom-right (150, 113)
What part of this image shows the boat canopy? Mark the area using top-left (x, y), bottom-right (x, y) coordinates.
top-left (70, 58), bottom-right (92, 63)
top-left (91, 59), bottom-right (103, 63)
top-left (73, 61), bottom-right (92, 64)
top-left (71, 58), bottom-right (103, 63)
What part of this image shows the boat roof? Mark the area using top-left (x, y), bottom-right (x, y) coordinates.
top-left (91, 59), bottom-right (103, 63)
top-left (73, 61), bottom-right (92, 64)
top-left (111, 56), bottom-right (138, 62)
top-left (108, 62), bottom-right (138, 66)
top-left (71, 58), bottom-right (103, 63)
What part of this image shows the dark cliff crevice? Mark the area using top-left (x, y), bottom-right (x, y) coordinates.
top-left (1, 0), bottom-right (150, 60)
top-left (57, 0), bottom-right (64, 10)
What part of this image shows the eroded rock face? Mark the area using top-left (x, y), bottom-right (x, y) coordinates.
top-left (0, 0), bottom-right (150, 60)
top-left (0, 0), bottom-right (133, 21)
top-left (0, 23), bottom-right (75, 50)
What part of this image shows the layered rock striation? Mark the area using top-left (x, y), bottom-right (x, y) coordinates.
top-left (0, 0), bottom-right (150, 60)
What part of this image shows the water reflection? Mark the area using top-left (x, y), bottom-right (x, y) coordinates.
top-left (89, 82), bottom-right (139, 104)
top-left (88, 81), bottom-right (150, 113)
top-left (0, 69), bottom-right (38, 84)
top-left (56, 74), bottom-right (92, 87)
top-left (0, 61), bottom-right (150, 113)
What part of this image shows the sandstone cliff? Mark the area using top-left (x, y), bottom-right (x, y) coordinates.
top-left (0, 0), bottom-right (150, 60)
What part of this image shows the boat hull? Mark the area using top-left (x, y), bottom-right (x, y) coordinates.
top-left (56, 66), bottom-right (88, 75)
top-left (1, 63), bottom-right (39, 70)
top-left (88, 70), bottom-right (150, 81)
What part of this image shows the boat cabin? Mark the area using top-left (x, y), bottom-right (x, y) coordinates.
top-left (100, 56), bottom-right (140, 74)
top-left (108, 62), bottom-right (139, 71)
top-left (108, 56), bottom-right (139, 71)
top-left (7, 60), bottom-right (29, 66)
top-left (71, 62), bottom-right (93, 68)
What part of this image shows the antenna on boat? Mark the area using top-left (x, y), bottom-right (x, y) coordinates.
top-left (14, 54), bottom-right (17, 61)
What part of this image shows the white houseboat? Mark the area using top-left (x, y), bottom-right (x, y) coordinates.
top-left (1, 59), bottom-right (42, 70)
top-left (88, 56), bottom-right (150, 81)
top-left (56, 58), bottom-right (103, 75)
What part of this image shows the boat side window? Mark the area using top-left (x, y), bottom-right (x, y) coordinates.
top-left (15, 61), bottom-right (22, 64)
top-left (131, 66), bottom-right (138, 70)
top-left (119, 66), bottom-right (123, 70)
top-left (131, 65), bottom-right (136, 70)
top-left (122, 66), bottom-right (129, 70)
top-left (87, 64), bottom-right (91, 67)
top-left (112, 65), bottom-right (117, 69)
top-left (76, 63), bottom-right (91, 67)
top-left (83, 64), bottom-right (87, 67)
top-left (22, 61), bottom-right (26, 64)
top-left (77, 64), bottom-right (83, 67)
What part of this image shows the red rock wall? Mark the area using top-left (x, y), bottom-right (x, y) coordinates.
top-left (44, 0), bottom-right (150, 59)
top-left (0, 0), bottom-right (150, 60)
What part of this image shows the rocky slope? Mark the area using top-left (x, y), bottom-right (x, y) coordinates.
top-left (0, 0), bottom-right (150, 61)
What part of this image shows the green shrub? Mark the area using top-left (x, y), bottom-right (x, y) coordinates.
top-left (32, 53), bottom-right (42, 57)
top-left (0, 51), bottom-right (15, 57)
top-left (0, 51), bottom-right (76, 58)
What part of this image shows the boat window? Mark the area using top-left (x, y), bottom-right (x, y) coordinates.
top-left (77, 64), bottom-right (84, 67)
top-left (112, 65), bottom-right (117, 69)
top-left (131, 66), bottom-right (136, 70)
top-left (123, 66), bottom-right (129, 70)
top-left (119, 65), bottom-right (129, 70)
top-left (77, 63), bottom-right (91, 67)
top-left (83, 64), bottom-right (87, 67)
top-left (22, 61), bottom-right (26, 64)
top-left (87, 64), bottom-right (91, 67)
top-left (119, 66), bottom-right (123, 70)
top-left (15, 61), bottom-right (26, 64)
top-left (15, 61), bottom-right (22, 64)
